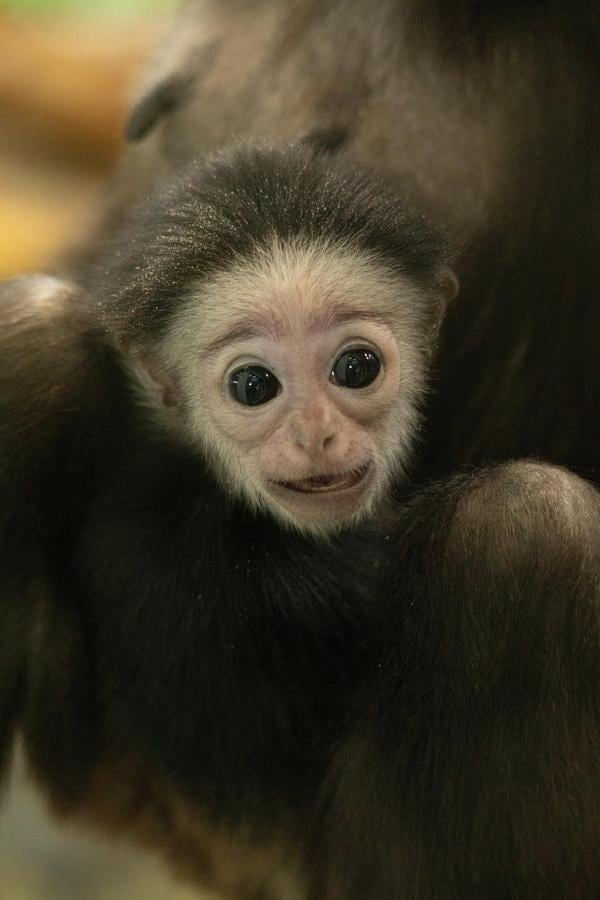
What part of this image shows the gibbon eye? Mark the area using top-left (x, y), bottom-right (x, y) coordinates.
top-left (229, 366), bottom-right (280, 406)
top-left (331, 348), bottom-right (381, 389)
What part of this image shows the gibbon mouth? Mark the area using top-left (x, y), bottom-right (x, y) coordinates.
top-left (275, 463), bottom-right (371, 494)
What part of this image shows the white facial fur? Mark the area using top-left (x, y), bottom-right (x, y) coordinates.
top-left (150, 239), bottom-right (447, 535)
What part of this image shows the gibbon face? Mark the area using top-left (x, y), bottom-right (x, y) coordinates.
top-left (151, 239), bottom-right (454, 534)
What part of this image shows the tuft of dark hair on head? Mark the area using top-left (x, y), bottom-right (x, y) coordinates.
top-left (90, 143), bottom-right (452, 341)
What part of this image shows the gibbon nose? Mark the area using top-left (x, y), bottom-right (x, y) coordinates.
top-left (289, 404), bottom-right (339, 456)
top-left (292, 418), bottom-right (336, 455)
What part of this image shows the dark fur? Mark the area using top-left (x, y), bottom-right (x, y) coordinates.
top-left (1, 0), bottom-right (599, 897)
top-left (324, 463), bottom-right (600, 897)
top-left (0, 278), bottom-right (133, 802)
top-left (87, 143), bottom-right (450, 344)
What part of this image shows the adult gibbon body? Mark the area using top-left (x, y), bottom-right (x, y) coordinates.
top-left (109, 0), bottom-right (599, 479)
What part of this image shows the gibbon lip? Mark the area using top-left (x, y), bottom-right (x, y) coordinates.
top-left (275, 463), bottom-right (371, 494)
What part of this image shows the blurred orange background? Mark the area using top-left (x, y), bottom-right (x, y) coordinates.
top-left (0, 8), bottom-right (156, 278)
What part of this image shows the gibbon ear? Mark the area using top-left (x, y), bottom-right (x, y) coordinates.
top-left (300, 123), bottom-right (350, 155)
top-left (438, 265), bottom-right (459, 303)
top-left (126, 73), bottom-right (192, 142)
top-left (126, 42), bottom-right (219, 143)
top-left (423, 266), bottom-right (459, 343)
